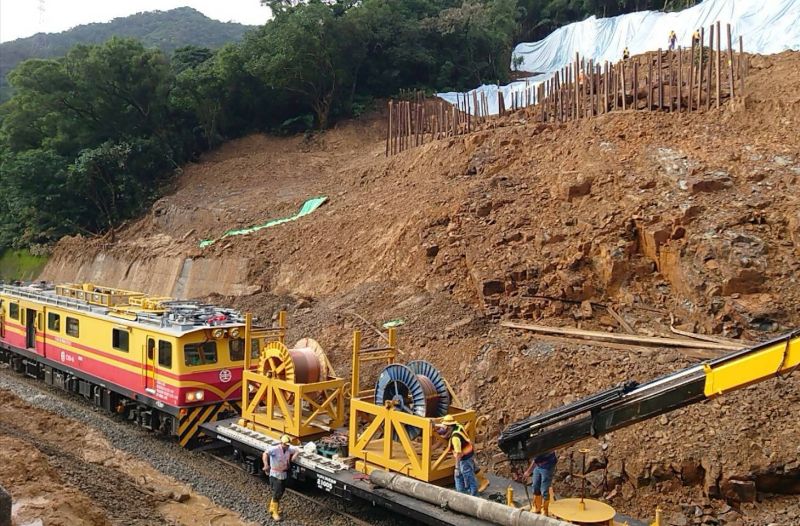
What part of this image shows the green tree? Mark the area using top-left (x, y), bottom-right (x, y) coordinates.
top-left (245, 1), bottom-right (365, 128)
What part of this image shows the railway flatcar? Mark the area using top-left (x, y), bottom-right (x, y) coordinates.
top-left (0, 282), bottom-right (283, 446)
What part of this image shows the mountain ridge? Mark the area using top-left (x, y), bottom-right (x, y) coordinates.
top-left (0, 6), bottom-right (254, 100)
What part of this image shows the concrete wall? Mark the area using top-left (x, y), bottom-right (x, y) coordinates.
top-left (40, 252), bottom-right (258, 299)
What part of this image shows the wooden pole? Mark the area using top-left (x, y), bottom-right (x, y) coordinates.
top-left (657, 50), bottom-right (663, 110)
top-left (727, 24), bottom-right (735, 100)
top-left (739, 35), bottom-right (745, 98)
top-left (706, 24), bottom-right (713, 110)
top-left (587, 60), bottom-right (593, 117)
top-left (689, 39), bottom-right (695, 112)
top-left (621, 60), bottom-right (627, 110)
top-left (647, 54), bottom-right (653, 110)
top-left (540, 83), bottom-right (546, 122)
top-left (575, 53), bottom-right (580, 119)
top-left (715, 21), bottom-right (721, 108)
top-left (668, 50), bottom-right (673, 113)
top-left (697, 27), bottom-right (704, 110)
top-left (386, 100), bottom-right (392, 156)
top-left (633, 60), bottom-right (638, 111)
top-left (677, 47), bottom-right (683, 112)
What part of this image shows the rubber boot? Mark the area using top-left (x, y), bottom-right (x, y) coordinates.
top-left (476, 470), bottom-right (490, 493)
top-left (269, 500), bottom-right (281, 521)
top-left (542, 497), bottom-right (550, 516)
top-left (531, 494), bottom-right (543, 513)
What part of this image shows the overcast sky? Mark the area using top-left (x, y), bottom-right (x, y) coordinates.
top-left (0, 0), bottom-right (271, 43)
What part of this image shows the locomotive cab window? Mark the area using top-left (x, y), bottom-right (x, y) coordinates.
top-left (184, 341), bottom-right (217, 366)
top-left (158, 340), bottom-right (172, 369)
top-left (9, 303), bottom-right (19, 320)
top-left (112, 328), bottom-right (129, 352)
top-left (229, 338), bottom-right (261, 361)
top-left (66, 317), bottom-right (79, 337)
top-left (47, 313), bottom-right (61, 332)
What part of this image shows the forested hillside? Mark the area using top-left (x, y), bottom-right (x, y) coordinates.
top-left (0, 0), bottom-right (682, 252)
top-left (0, 7), bottom-right (252, 101)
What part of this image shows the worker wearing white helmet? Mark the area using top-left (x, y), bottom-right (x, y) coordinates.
top-left (262, 434), bottom-right (300, 521)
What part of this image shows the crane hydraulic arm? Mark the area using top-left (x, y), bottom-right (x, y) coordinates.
top-left (499, 330), bottom-right (800, 460)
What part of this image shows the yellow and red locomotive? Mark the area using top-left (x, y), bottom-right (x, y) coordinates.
top-left (0, 282), bottom-right (282, 446)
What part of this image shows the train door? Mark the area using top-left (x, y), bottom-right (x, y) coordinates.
top-left (25, 308), bottom-right (37, 350)
top-left (145, 336), bottom-right (157, 393)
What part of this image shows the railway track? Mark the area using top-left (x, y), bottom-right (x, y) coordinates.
top-left (0, 365), bottom-right (398, 526)
top-left (203, 449), bottom-right (377, 526)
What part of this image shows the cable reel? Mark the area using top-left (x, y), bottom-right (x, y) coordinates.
top-left (258, 339), bottom-right (327, 384)
top-left (374, 360), bottom-right (451, 439)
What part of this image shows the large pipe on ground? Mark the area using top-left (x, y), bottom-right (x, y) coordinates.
top-left (369, 470), bottom-right (572, 526)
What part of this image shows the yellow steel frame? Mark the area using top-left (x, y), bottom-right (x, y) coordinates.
top-left (244, 311), bottom-right (287, 370)
top-left (56, 283), bottom-right (146, 308)
top-left (350, 396), bottom-right (477, 482)
top-left (239, 371), bottom-right (346, 439)
top-left (704, 332), bottom-right (800, 397)
top-left (238, 312), bottom-right (346, 439)
top-left (348, 328), bottom-right (477, 482)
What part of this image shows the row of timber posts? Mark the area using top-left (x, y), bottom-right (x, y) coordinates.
top-left (386, 21), bottom-right (747, 156)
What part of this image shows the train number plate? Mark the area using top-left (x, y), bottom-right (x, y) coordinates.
top-left (316, 474), bottom-right (335, 493)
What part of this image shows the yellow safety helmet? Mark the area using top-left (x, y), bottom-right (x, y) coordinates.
top-left (280, 434), bottom-right (291, 444)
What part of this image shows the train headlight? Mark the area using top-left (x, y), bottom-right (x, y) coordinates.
top-left (213, 328), bottom-right (225, 338)
top-left (186, 390), bottom-right (205, 402)
top-left (230, 328), bottom-right (240, 338)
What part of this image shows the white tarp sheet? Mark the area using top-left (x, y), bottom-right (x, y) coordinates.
top-left (439, 0), bottom-right (800, 115)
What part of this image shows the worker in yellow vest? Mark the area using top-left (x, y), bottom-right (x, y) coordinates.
top-left (435, 415), bottom-right (489, 494)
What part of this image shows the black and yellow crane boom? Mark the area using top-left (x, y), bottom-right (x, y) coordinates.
top-left (499, 330), bottom-right (800, 460)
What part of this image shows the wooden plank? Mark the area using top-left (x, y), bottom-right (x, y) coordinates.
top-left (669, 324), bottom-right (755, 347)
top-left (633, 60), bottom-right (638, 110)
top-left (607, 306), bottom-right (635, 334)
top-left (499, 321), bottom-right (744, 351)
top-left (621, 60), bottom-right (627, 110)
top-left (527, 333), bottom-right (723, 361)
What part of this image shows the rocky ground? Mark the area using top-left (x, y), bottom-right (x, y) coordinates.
top-left (0, 365), bottom-right (392, 526)
top-left (38, 51), bottom-right (800, 525)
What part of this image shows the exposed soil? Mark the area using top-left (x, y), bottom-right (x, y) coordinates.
top-left (0, 388), bottom-right (252, 526)
top-left (42, 51), bottom-right (800, 525)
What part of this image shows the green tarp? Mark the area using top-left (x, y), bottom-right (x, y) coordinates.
top-left (199, 196), bottom-right (328, 248)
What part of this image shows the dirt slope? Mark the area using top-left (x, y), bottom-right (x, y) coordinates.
top-left (42, 51), bottom-right (800, 524)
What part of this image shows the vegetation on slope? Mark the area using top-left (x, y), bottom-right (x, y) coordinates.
top-left (0, 7), bottom-right (252, 102)
top-left (0, 0), bottom-right (680, 252)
